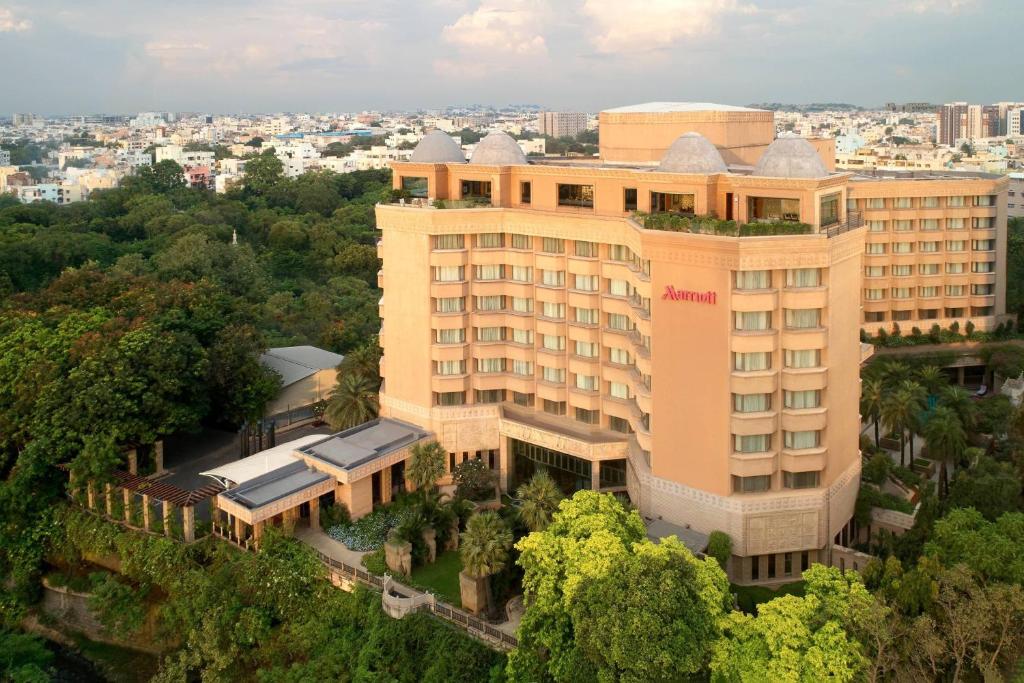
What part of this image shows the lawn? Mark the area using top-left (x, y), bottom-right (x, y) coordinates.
top-left (407, 550), bottom-right (463, 606)
top-left (732, 580), bottom-right (806, 615)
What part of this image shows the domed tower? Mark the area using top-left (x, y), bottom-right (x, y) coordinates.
top-left (658, 132), bottom-right (729, 174)
top-left (753, 134), bottom-right (830, 178)
top-left (410, 130), bottom-right (467, 163)
top-left (469, 131), bottom-right (528, 165)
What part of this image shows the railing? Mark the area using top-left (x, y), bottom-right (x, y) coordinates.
top-left (825, 211), bottom-right (864, 238)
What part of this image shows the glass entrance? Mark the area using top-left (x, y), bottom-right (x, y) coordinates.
top-left (510, 438), bottom-right (592, 496)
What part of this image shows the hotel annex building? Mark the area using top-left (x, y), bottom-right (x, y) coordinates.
top-left (374, 103), bottom-right (1008, 583)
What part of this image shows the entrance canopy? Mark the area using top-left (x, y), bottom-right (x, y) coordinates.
top-left (201, 433), bottom-right (329, 488)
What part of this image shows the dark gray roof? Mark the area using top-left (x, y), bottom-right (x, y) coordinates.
top-left (260, 346), bottom-right (343, 387)
top-left (298, 418), bottom-right (430, 471)
top-left (645, 519), bottom-right (710, 555)
top-left (221, 461), bottom-right (331, 510)
top-left (410, 130), bottom-right (467, 163)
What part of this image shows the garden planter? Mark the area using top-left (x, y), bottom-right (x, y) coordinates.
top-left (459, 570), bottom-right (488, 615)
top-left (385, 539), bottom-right (412, 576)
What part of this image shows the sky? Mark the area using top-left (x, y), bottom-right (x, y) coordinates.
top-left (0, 0), bottom-right (1019, 114)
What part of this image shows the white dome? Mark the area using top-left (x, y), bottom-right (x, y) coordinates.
top-left (469, 131), bottom-right (528, 165)
top-left (410, 130), bottom-right (466, 163)
top-left (753, 135), bottom-right (829, 178)
top-left (658, 132), bottom-right (728, 173)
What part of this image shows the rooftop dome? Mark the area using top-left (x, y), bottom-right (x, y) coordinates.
top-left (469, 131), bottom-right (528, 165)
top-left (409, 130), bottom-right (466, 163)
top-left (752, 134), bottom-right (829, 178)
top-left (658, 132), bottom-right (728, 173)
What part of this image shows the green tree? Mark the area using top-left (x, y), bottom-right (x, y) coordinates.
top-left (947, 455), bottom-right (1023, 520)
top-left (405, 441), bottom-right (446, 493)
top-left (460, 511), bottom-right (513, 618)
top-left (706, 530), bottom-right (733, 571)
top-left (915, 365), bottom-right (946, 395)
top-left (0, 629), bottom-right (53, 682)
top-left (452, 459), bottom-right (497, 501)
top-left (937, 384), bottom-right (978, 434)
top-left (515, 471), bottom-right (563, 532)
top-left (860, 377), bottom-right (884, 448)
top-left (925, 508), bottom-right (1024, 585)
top-left (243, 151), bottom-right (284, 196)
top-left (922, 406), bottom-right (967, 497)
top-left (87, 572), bottom-right (150, 639)
top-left (882, 386), bottom-right (918, 466)
top-left (323, 373), bottom-right (378, 430)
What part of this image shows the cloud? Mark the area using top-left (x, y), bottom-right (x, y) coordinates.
top-left (441, 1), bottom-right (548, 56)
top-left (897, 0), bottom-right (976, 13)
top-left (581, 0), bottom-right (756, 54)
top-left (0, 7), bottom-right (31, 32)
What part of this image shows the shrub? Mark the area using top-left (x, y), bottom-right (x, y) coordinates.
top-left (891, 322), bottom-right (902, 338)
top-left (706, 531), bottom-right (732, 570)
top-left (950, 321), bottom-right (960, 334)
top-left (929, 324), bottom-right (942, 343)
top-left (319, 502), bottom-right (350, 530)
top-left (965, 320), bottom-right (975, 339)
top-left (877, 328), bottom-right (889, 345)
top-left (452, 459), bottom-right (497, 501)
top-left (328, 506), bottom-right (419, 551)
top-left (860, 329), bottom-right (869, 343)
top-left (862, 452), bottom-right (892, 486)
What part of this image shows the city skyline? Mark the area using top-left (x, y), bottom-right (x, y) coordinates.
top-left (0, 0), bottom-right (1019, 113)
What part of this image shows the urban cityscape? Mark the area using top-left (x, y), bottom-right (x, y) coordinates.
top-left (2, 1), bottom-right (1024, 682)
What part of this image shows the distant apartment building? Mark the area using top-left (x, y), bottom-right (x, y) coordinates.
top-left (937, 102), bottom-right (968, 146)
top-left (1008, 108), bottom-right (1024, 137)
top-left (155, 144), bottom-right (215, 168)
top-left (537, 111), bottom-right (589, 139)
top-left (967, 105), bottom-right (1000, 139)
top-left (16, 183), bottom-right (83, 205)
top-left (0, 150), bottom-right (9, 165)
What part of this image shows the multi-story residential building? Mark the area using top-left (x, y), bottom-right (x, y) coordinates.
top-left (0, 150), bottom-right (9, 165)
top-left (376, 102), bottom-right (1009, 584)
top-left (537, 111), bottom-right (589, 139)
top-left (1008, 108), bottom-right (1024, 138)
top-left (937, 102), bottom-right (968, 146)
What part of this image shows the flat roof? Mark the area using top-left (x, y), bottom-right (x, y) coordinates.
top-left (259, 346), bottom-right (343, 387)
top-left (603, 102), bottom-right (765, 114)
top-left (849, 169), bottom-right (1003, 182)
top-left (220, 461), bottom-right (331, 510)
top-left (200, 433), bottom-right (330, 487)
top-left (298, 418), bottom-right (429, 471)
top-left (645, 518), bottom-right (710, 555)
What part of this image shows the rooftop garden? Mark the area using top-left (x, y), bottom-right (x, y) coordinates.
top-left (863, 320), bottom-right (1024, 348)
top-left (634, 211), bottom-right (813, 236)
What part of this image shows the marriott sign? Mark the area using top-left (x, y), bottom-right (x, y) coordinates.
top-left (661, 285), bottom-right (717, 304)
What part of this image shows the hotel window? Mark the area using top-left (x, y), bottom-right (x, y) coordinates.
top-left (461, 180), bottom-right (491, 201)
top-left (513, 392), bottom-right (535, 407)
top-left (785, 430), bottom-right (820, 449)
top-left (946, 263), bottom-right (964, 274)
top-left (575, 340), bottom-right (598, 357)
top-left (433, 234), bottom-right (464, 250)
top-left (558, 184), bottom-right (594, 208)
top-left (435, 297), bottom-right (465, 313)
top-left (511, 360), bottom-right (533, 376)
top-left (946, 218), bottom-right (965, 230)
top-left (891, 264), bottom-right (910, 277)
top-left (541, 334), bottom-right (566, 351)
top-left (610, 382), bottom-right (631, 400)
top-left (946, 240), bottom-right (965, 252)
top-left (476, 295), bottom-right (505, 311)
top-left (919, 286), bottom-right (939, 298)
top-left (475, 264), bottom-right (505, 281)
top-left (866, 243), bottom-right (886, 255)
top-left (520, 181), bottom-right (531, 205)
top-left (540, 269), bottom-right (565, 287)
top-left (609, 244), bottom-right (633, 262)
top-left (435, 360), bottom-right (466, 376)
top-left (575, 308), bottom-right (600, 325)
top-left (973, 306), bottom-right (994, 316)
top-left (435, 391), bottom-right (466, 406)
top-left (575, 240), bottom-right (598, 257)
top-left (735, 270), bottom-right (771, 290)
top-left (733, 393), bottom-right (770, 413)
top-left (892, 288), bottom-right (912, 299)
top-left (973, 217), bottom-right (993, 229)
top-left (575, 374), bottom-right (599, 391)
top-left (865, 266), bottom-right (885, 277)
top-left (608, 347), bottom-right (632, 365)
top-left (541, 302), bottom-right (565, 320)
top-left (819, 193), bottom-right (840, 226)
top-left (574, 274), bottom-right (599, 291)
top-left (624, 188), bottom-right (638, 212)
top-left (971, 284), bottom-right (994, 295)
top-left (919, 309), bottom-right (939, 320)
top-left (846, 198), bottom-right (858, 211)
top-left (511, 328), bottom-right (534, 344)
top-left (734, 352), bottom-right (770, 372)
top-left (785, 349), bottom-right (820, 368)
top-left (475, 389), bottom-right (505, 404)
top-left (477, 358), bottom-right (506, 373)
top-left (476, 232), bottom-right (504, 248)
top-left (543, 399), bottom-right (567, 416)
top-left (733, 475), bottom-right (771, 494)
top-left (865, 288), bottom-right (885, 300)
top-left (892, 242), bottom-right (913, 254)
top-left (894, 197), bottom-right (912, 209)
top-left (748, 196), bottom-right (800, 222)
top-left (607, 313), bottom-right (631, 331)
top-left (947, 196), bottom-right (965, 207)
top-left (785, 309), bottom-right (820, 329)
top-left (784, 389), bottom-right (820, 409)
top-left (787, 268), bottom-right (820, 288)
top-left (973, 239), bottom-right (995, 251)
top-left (921, 218), bottom-right (939, 231)
top-left (894, 220), bottom-right (912, 232)
top-left (867, 220), bottom-right (886, 232)
top-left (973, 195), bottom-right (995, 207)
top-left (945, 285), bottom-right (965, 296)
top-left (511, 297), bottom-right (533, 313)
top-left (784, 471), bottom-right (820, 489)
top-left (972, 261), bottom-right (994, 274)
top-left (541, 237), bottom-right (565, 254)
top-left (865, 312), bottom-right (885, 323)
top-left (921, 196), bottom-right (939, 208)
top-left (735, 311), bottom-right (772, 331)
top-left (919, 263), bottom-right (939, 275)
top-left (652, 191), bottom-right (696, 215)
top-left (434, 265), bottom-right (465, 282)
top-left (575, 408), bottom-right (600, 425)
top-left (510, 233), bottom-right (532, 249)
top-left (608, 278), bottom-right (631, 296)
top-left (435, 328), bottom-right (465, 344)
top-left (401, 176), bottom-right (428, 197)
top-left (734, 434), bottom-right (771, 453)
top-left (919, 241), bottom-right (940, 253)
top-left (609, 416), bottom-right (632, 434)
top-left (542, 366), bottom-right (565, 383)
top-left (511, 265), bottom-right (533, 283)
top-left (866, 198), bottom-right (885, 209)
top-left (476, 326), bottom-right (505, 342)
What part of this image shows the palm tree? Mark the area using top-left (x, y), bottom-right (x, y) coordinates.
top-left (860, 377), bottom-right (885, 448)
top-left (460, 511), bottom-right (513, 618)
top-left (938, 385), bottom-right (977, 434)
top-left (881, 361), bottom-right (913, 389)
top-left (916, 365), bottom-right (946, 396)
top-left (406, 441), bottom-right (446, 493)
top-left (882, 388), bottom-right (915, 467)
top-left (897, 380), bottom-right (927, 466)
top-left (338, 340), bottom-right (382, 389)
top-left (923, 407), bottom-right (967, 498)
top-left (324, 373), bottom-right (378, 430)
top-left (516, 471), bottom-right (563, 532)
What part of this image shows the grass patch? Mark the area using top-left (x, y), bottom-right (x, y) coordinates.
top-left (408, 550), bottom-right (463, 606)
top-left (732, 580), bottom-right (806, 615)
top-left (362, 549), bottom-right (387, 575)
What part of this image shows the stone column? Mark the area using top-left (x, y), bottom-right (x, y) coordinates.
top-left (957, 366), bottom-right (966, 385)
top-left (591, 460), bottom-right (601, 491)
top-left (154, 440), bottom-right (164, 474)
top-left (123, 488), bottom-right (132, 523)
top-left (104, 484), bottom-right (114, 516)
top-left (234, 515), bottom-right (245, 544)
top-left (498, 437), bottom-right (511, 493)
top-left (127, 448), bottom-right (138, 475)
top-left (142, 494), bottom-right (151, 531)
top-left (162, 501), bottom-right (172, 536)
top-left (182, 506), bottom-right (195, 543)
top-left (381, 467), bottom-right (392, 504)
top-left (253, 520), bottom-right (264, 547)
top-left (308, 496), bottom-right (320, 531)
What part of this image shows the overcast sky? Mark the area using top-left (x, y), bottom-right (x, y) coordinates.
top-left (0, 0), bottom-right (1018, 114)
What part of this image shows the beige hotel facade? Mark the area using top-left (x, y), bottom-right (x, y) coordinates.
top-left (375, 103), bottom-right (1008, 583)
